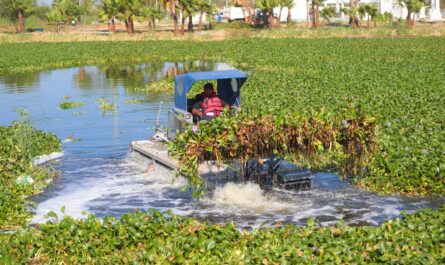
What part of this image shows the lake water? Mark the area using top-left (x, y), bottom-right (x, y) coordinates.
top-left (0, 62), bottom-right (443, 229)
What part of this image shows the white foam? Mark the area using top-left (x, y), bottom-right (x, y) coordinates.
top-left (291, 205), bottom-right (337, 222)
top-left (32, 153), bottom-right (185, 223)
top-left (33, 152), bottom-right (64, 166)
top-left (210, 182), bottom-right (293, 214)
top-left (31, 151), bottom-right (445, 228)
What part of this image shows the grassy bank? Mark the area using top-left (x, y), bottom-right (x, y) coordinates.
top-left (0, 22), bottom-right (444, 43)
top-left (0, 38), bottom-right (443, 195)
top-left (0, 116), bottom-right (61, 230)
top-left (0, 206), bottom-right (444, 264)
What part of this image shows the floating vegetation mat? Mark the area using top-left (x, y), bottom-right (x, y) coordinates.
top-left (59, 101), bottom-right (85, 110)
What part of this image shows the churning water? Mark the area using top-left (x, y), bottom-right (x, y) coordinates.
top-left (1, 62), bottom-right (443, 229)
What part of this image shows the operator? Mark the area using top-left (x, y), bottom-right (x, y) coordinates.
top-left (191, 83), bottom-right (227, 121)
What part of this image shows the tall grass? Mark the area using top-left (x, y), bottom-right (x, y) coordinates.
top-left (14, 110), bottom-right (37, 164)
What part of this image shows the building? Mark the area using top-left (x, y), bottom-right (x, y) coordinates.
top-left (275, 0), bottom-right (443, 22)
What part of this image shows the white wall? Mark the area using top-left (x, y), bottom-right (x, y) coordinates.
top-left (273, 5), bottom-right (309, 22)
top-left (291, 0), bottom-right (310, 21)
top-left (289, 0), bottom-right (442, 21)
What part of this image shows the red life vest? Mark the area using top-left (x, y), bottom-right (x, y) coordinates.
top-left (202, 96), bottom-right (223, 118)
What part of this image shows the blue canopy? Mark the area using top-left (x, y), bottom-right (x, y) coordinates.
top-left (174, 70), bottom-right (247, 110)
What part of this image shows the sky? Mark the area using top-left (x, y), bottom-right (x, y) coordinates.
top-left (38, 0), bottom-right (53, 6)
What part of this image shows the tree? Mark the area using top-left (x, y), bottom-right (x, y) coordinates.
top-left (364, 3), bottom-right (378, 27)
top-left (342, 5), bottom-right (358, 28)
top-left (138, 0), bottom-right (164, 31)
top-left (48, 0), bottom-right (80, 26)
top-left (257, 0), bottom-right (279, 29)
top-left (196, 0), bottom-right (213, 32)
top-left (187, 0), bottom-right (199, 32)
top-left (310, 0), bottom-right (325, 28)
top-left (177, 0), bottom-right (197, 34)
top-left (139, 6), bottom-right (163, 30)
top-left (78, 0), bottom-right (94, 24)
top-left (276, 0), bottom-right (286, 28)
top-left (0, 0), bottom-right (36, 33)
top-left (398, 0), bottom-right (426, 27)
top-left (46, 7), bottom-right (64, 31)
top-left (117, 0), bottom-right (141, 33)
top-left (320, 6), bottom-right (335, 24)
top-left (170, 0), bottom-right (179, 36)
top-left (357, 3), bottom-right (366, 28)
top-left (100, 0), bottom-right (119, 32)
top-left (280, 0), bottom-right (294, 24)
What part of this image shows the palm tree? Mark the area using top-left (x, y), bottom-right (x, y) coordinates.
top-left (170, 0), bottom-right (179, 36)
top-left (357, 3), bottom-right (366, 28)
top-left (281, 0), bottom-right (294, 24)
top-left (342, 5), bottom-right (358, 28)
top-left (139, 6), bottom-right (163, 30)
top-left (276, 0), bottom-right (287, 28)
top-left (364, 3), bottom-right (378, 28)
top-left (0, 0), bottom-right (36, 33)
top-left (100, 0), bottom-right (119, 32)
top-left (310, 0), bottom-right (325, 28)
top-left (51, 0), bottom-right (80, 26)
top-left (398, 0), bottom-right (425, 27)
top-left (196, 0), bottom-right (213, 32)
top-left (177, 0), bottom-right (197, 34)
top-left (320, 6), bottom-right (334, 24)
top-left (118, 0), bottom-right (141, 34)
top-left (257, 0), bottom-right (279, 29)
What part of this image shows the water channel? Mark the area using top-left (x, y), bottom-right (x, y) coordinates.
top-left (1, 61), bottom-right (443, 230)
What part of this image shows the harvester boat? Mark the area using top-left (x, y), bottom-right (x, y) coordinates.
top-left (130, 70), bottom-right (313, 190)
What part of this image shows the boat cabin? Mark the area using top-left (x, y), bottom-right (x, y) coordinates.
top-left (166, 70), bottom-right (247, 140)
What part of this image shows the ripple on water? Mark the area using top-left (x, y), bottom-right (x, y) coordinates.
top-left (32, 152), bottom-right (445, 229)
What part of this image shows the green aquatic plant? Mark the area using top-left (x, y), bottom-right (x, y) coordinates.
top-left (59, 100), bottom-right (85, 110)
top-left (0, 206), bottom-right (444, 263)
top-left (135, 78), bottom-right (174, 94)
top-left (0, 114), bottom-right (61, 230)
top-left (96, 98), bottom-right (116, 111)
top-left (0, 39), bottom-right (443, 195)
top-left (124, 99), bottom-right (145, 105)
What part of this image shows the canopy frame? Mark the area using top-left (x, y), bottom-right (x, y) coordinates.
top-left (174, 70), bottom-right (247, 111)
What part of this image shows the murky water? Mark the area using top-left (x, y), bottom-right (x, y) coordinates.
top-left (1, 62), bottom-right (443, 229)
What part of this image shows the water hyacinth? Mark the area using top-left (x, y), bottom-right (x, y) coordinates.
top-left (0, 119), bottom-right (61, 230)
top-left (0, 38), bottom-right (443, 195)
top-left (0, 206), bottom-right (444, 264)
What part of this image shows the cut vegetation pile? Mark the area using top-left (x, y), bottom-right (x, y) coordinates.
top-left (169, 109), bottom-right (377, 196)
